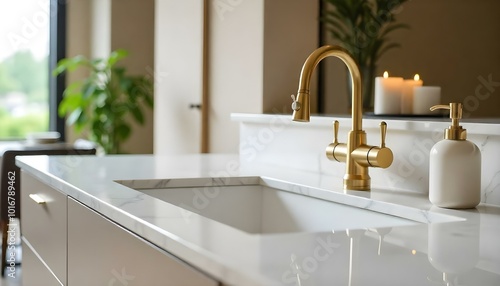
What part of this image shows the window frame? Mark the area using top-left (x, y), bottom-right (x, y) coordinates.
top-left (49, 0), bottom-right (66, 141)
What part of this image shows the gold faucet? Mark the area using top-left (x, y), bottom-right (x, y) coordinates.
top-left (291, 45), bottom-right (393, 191)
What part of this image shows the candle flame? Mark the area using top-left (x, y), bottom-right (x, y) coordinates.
top-left (414, 74), bottom-right (420, 81)
top-left (383, 71), bottom-right (389, 78)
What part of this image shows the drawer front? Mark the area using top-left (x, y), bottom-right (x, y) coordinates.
top-left (22, 237), bottom-right (63, 286)
top-left (68, 197), bottom-right (219, 286)
top-left (21, 171), bottom-right (67, 284)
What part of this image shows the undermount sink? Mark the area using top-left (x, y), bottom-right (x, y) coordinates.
top-left (118, 177), bottom-right (455, 235)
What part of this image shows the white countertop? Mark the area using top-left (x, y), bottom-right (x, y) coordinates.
top-left (16, 154), bottom-right (500, 285)
top-left (231, 113), bottom-right (500, 136)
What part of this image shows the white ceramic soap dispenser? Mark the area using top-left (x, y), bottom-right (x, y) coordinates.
top-left (429, 103), bottom-right (481, 208)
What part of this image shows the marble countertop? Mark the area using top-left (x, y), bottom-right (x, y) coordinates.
top-left (16, 154), bottom-right (500, 285)
top-left (232, 113), bottom-right (500, 136)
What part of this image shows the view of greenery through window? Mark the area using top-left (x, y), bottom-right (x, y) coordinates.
top-left (0, 0), bottom-right (49, 139)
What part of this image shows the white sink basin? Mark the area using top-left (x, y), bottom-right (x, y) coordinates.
top-left (119, 177), bottom-right (454, 235)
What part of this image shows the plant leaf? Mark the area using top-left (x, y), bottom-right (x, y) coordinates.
top-left (143, 90), bottom-right (154, 108)
top-left (321, 0), bottom-right (409, 65)
top-left (52, 55), bottom-right (88, 76)
top-left (58, 93), bottom-right (84, 117)
top-left (380, 23), bottom-right (410, 38)
top-left (55, 48), bottom-right (152, 153)
top-left (107, 49), bottom-right (129, 67)
top-left (81, 82), bottom-right (97, 99)
top-left (66, 108), bottom-right (83, 126)
top-left (115, 124), bottom-right (131, 141)
top-left (94, 91), bottom-right (108, 108)
top-left (130, 105), bottom-right (144, 124)
top-left (377, 42), bottom-right (401, 61)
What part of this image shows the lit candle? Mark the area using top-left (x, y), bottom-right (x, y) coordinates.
top-left (374, 71), bottom-right (403, 114)
top-left (413, 86), bottom-right (441, 115)
top-left (401, 74), bottom-right (423, 114)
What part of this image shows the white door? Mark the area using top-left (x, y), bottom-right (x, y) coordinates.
top-left (154, 0), bottom-right (205, 154)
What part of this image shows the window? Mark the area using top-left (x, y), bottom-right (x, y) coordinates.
top-left (0, 0), bottom-right (65, 140)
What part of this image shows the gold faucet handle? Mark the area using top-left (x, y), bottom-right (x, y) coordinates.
top-left (380, 121), bottom-right (387, 148)
top-left (290, 94), bottom-right (301, 111)
top-left (326, 120), bottom-right (347, 162)
top-left (352, 121), bottom-right (393, 168)
top-left (333, 120), bottom-right (339, 144)
top-left (371, 121), bottom-right (392, 168)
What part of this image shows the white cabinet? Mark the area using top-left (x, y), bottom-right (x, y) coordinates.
top-left (22, 238), bottom-right (63, 286)
top-left (21, 171), bottom-right (220, 285)
top-left (67, 197), bottom-right (218, 286)
top-left (21, 171), bottom-right (67, 285)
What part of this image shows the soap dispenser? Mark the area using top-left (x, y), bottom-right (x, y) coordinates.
top-left (429, 103), bottom-right (481, 209)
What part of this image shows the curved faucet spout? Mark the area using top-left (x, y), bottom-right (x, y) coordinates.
top-left (291, 45), bottom-right (393, 191)
top-left (292, 45), bottom-right (362, 131)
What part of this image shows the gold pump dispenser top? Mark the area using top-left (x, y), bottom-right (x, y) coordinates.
top-left (430, 103), bottom-right (467, 140)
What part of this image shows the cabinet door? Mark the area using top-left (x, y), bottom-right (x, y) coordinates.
top-left (67, 197), bottom-right (219, 286)
top-left (21, 171), bottom-right (67, 284)
top-left (155, 0), bottom-right (205, 154)
top-left (22, 238), bottom-right (63, 286)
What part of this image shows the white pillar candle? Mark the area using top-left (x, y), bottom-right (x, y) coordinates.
top-left (374, 71), bottom-right (403, 114)
top-left (413, 86), bottom-right (441, 115)
top-left (401, 74), bottom-right (423, 114)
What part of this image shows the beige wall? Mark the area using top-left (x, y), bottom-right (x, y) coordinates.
top-left (66, 0), bottom-right (91, 145)
top-left (263, 0), bottom-right (319, 114)
top-left (208, 0), bottom-right (319, 153)
top-left (208, 0), bottom-right (265, 153)
top-left (67, 0), bottom-right (500, 155)
top-left (324, 0), bottom-right (500, 118)
top-left (66, 0), bottom-right (155, 154)
top-left (111, 0), bottom-right (155, 154)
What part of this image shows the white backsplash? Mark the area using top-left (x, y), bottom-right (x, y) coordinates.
top-left (233, 114), bottom-right (500, 206)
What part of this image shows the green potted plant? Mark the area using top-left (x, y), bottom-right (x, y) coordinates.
top-left (53, 49), bottom-right (153, 154)
top-left (321, 0), bottom-right (409, 110)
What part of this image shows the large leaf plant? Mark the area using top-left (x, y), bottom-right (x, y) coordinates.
top-left (322, 0), bottom-right (409, 68)
top-left (53, 49), bottom-right (153, 154)
top-left (322, 0), bottom-right (409, 108)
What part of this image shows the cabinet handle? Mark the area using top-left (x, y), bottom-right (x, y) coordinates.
top-left (29, 194), bottom-right (46, 204)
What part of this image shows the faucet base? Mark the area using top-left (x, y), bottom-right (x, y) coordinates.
top-left (343, 176), bottom-right (371, 191)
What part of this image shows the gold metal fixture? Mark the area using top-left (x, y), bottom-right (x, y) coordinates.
top-left (430, 103), bottom-right (466, 140)
top-left (291, 45), bottom-right (393, 191)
